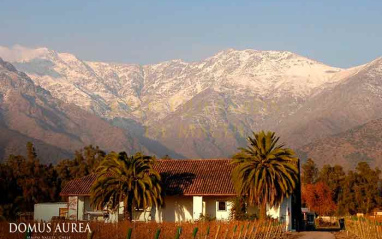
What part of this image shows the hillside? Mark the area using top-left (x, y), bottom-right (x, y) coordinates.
top-left (0, 58), bottom-right (149, 163)
top-left (297, 118), bottom-right (382, 170)
top-left (277, 57), bottom-right (382, 148)
top-left (1, 45), bottom-right (382, 167)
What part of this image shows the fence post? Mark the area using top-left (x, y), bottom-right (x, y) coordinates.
top-left (87, 231), bottom-right (94, 239)
top-left (231, 224), bottom-right (238, 239)
top-left (222, 228), bottom-right (229, 239)
top-left (192, 227), bottom-right (199, 239)
top-left (154, 229), bottom-right (161, 239)
top-left (237, 224), bottom-right (244, 239)
top-left (204, 226), bottom-right (210, 239)
top-left (243, 222), bottom-right (250, 238)
top-left (249, 222), bottom-right (255, 239)
top-left (175, 227), bottom-right (182, 239)
top-left (214, 225), bottom-right (221, 239)
top-left (126, 227), bottom-right (132, 239)
top-left (24, 228), bottom-right (31, 239)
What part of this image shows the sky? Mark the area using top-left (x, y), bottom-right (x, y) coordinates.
top-left (0, 0), bottom-right (381, 68)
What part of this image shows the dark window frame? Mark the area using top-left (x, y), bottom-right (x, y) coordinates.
top-left (217, 201), bottom-right (227, 211)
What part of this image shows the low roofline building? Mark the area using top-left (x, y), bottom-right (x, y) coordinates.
top-left (60, 159), bottom-right (297, 230)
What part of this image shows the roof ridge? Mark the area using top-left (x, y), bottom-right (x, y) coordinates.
top-left (61, 158), bottom-right (236, 196)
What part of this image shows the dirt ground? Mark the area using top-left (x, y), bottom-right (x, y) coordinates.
top-left (332, 230), bottom-right (359, 239)
top-left (284, 232), bottom-right (305, 239)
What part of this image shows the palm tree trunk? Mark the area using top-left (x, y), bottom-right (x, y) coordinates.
top-left (259, 201), bottom-right (267, 220)
top-left (125, 197), bottom-right (133, 222)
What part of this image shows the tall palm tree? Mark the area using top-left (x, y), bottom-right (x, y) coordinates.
top-left (90, 152), bottom-right (163, 221)
top-left (231, 131), bottom-right (299, 220)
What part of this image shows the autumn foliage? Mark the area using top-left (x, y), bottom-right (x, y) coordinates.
top-left (302, 182), bottom-right (337, 216)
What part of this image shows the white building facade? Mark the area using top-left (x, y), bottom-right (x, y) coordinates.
top-left (34, 202), bottom-right (68, 221)
top-left (134, 195), bottom-right (233, 222)
top-left (60, 159), bottom-right (297, 229)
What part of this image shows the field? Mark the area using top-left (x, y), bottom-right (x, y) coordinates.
top-left (0, 220), bottom-right (288, 239)
top-left (345, 217), bottom-right (382, 239)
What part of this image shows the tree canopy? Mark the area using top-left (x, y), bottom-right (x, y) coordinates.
top-left (301, 159), bottom-right (382, 216)
top-left (301, 158), bottom-right (319, 185)
top-left (90, 152), bottom-right (163, 221)
top-left (231, 131), bottom-right (299, 219)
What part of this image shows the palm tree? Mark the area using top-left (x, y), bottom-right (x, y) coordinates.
top-left (231, 131), bottom-right (299, 220)
top-left (90, 152), bottom-right (163, 221)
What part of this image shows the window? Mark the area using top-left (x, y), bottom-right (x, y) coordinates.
top-left (218, 201), bottom-right (227, 211)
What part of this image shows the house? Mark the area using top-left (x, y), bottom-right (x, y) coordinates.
top-left (34, 202), bottom-right (68, 221)
top-left (372, 208), bottom-right (382, 217)
top-left (60, 159), bottom-right (297, 230)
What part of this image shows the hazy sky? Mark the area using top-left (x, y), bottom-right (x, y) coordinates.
top-left (1, 0), bottom-right (381, 68)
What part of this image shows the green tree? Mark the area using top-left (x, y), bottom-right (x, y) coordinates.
top-left (1, 144), bottom-right (105, 220)
top-left (338, 170), bottom-right (358, 215)
top-left (231, 131), bottom-right (299, 220)
top-left (1, 143), bottom-right (59, 216)
top-left (90, 152), bottom-right (163, 221)
top-left (301, 158), bottom-right (319, 185)
top-left (55, 145), bottom-right (105, 188)
top-left (0, 160), bottom-right (21, 219)
top-left (354, 162), bottom-right (381, 213)
top-left (26, 141), bottom-right (37, 161)
top-left (318, 164), bottom-right (346, 207)
top-left (338, 162), bottom-right (381, 215)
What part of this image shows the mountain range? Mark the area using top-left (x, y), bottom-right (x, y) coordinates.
top-left (0, 45), bottom-right (381, 169)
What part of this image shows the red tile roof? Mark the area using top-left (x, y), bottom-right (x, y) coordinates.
top-left (60, 159), bottom-right (236, 196)
top-left (156, 159), bottom-right (236, 196)
top-left (60, 174), bottom-right (98, 196)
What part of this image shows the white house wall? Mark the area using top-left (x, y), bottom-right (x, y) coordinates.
top-left (159, 196), bottom-right (193, 222)
top-left (65, 195), bottom-right (291, 225)
top-left (84, 197), bottom-right (92, 213)
top-left (78, 196), bottom-right (85, 220)
top-left (203, 197), bottom-right (217, 218)
top-left (133, 208), bottom-right (152, 222)
top-left (267, 204), bottom-right (280, 219)
top-left (152, 196), bottom-right (232, 222)
top-left (68, 196), bottom-right (78, 220)
top-left (34, 203), bottom-right (68, 221)
top-left (192, 196), bottom-right (203, 220)
top-left (266, 196), bottom-right (292, 231)
top-left (215, 200), bottom-right (232, 220)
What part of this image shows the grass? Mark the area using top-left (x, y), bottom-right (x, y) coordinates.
top-left (345, 217), bottom-right (382, 239)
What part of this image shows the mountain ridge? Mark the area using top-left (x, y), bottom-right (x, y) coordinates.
top-left (0, 57), bottom-right (152, 162)
top-left (1, 46), bottom-right (382, 168)
top-left (297, 117), bottom-right (382, 169)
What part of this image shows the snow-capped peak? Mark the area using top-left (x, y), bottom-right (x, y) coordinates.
top-left (0, 45), bottom-right (352, 124)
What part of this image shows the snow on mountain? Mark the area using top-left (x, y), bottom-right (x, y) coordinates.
top-left (10, 45), bottom-right (382, 160)
top-left (0, 58), bottom-right (150, 162)
top-left (278, 57), bottom-right (382, 149)
top-left (0, 46), bottom-right (343, 124)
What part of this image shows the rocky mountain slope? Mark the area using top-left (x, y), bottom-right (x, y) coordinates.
top-left (277, 57), bottom-right (382, 146)
top-left (297, 118), bottom-right (382, 169)
top-left (1, 45), bottom-right (381, 168)
top-left (0, 58), bottom-right (149, 163)
top-left (0, 46), bottom-right (342, 123)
